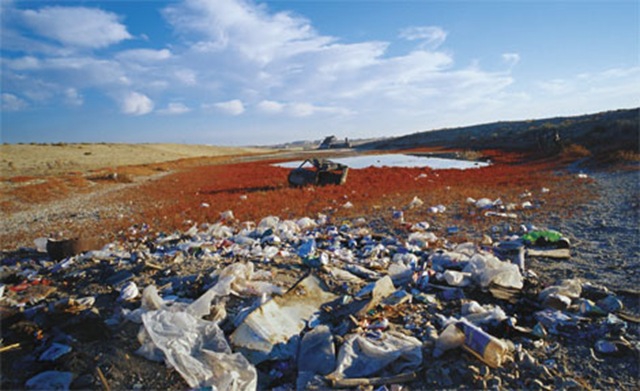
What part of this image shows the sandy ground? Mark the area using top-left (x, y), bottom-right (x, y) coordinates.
top-left (0, 143), bottom-right (269, 177)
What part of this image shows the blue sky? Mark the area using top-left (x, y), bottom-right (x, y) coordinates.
top-left (1, 0), bottom-right (638, 146)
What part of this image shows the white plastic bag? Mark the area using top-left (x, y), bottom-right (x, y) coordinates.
top-left (138, 310), bottom-right (256, 390)
top-left (329, 331), bottom-right (422, 379)
top-left (134, 279), bottom-right (257, 390)
top-left (463, 252), bottom-right (523, 290)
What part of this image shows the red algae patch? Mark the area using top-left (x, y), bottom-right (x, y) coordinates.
top-left (0, 149), bottom-right (595, 249)
top-left (105, 151), bottom-right (592, 237)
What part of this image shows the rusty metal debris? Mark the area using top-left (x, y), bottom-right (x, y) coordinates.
top-left (287, 158), bottom-right (348, 186)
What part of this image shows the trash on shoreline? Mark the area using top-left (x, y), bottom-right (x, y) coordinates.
top-left (134, 280), bottom-right (258, 390)
top-left (230, 274), bottom-right (337, 364)
top-left (2, 199), bottom-right (638, 391)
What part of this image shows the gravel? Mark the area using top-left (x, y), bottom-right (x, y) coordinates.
top-left (535, 169), bottom-right (640, 293)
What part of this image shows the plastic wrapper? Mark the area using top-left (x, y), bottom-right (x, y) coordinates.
top-left (210, 262), bottom-right (283, 297)
top-left (25, 371), bottom-right (73, 390)
top-left (407, 196), bottom-right (424, 209)
top-left (461, 301), bottom-right (507, 325)
top-left (463, 252), bottom-right (523, 290)
top-left (134, 277), bottom-right (257, 390)
top-left (230, 275), bottom-right (337, 364)
top-left (258, 215), bottom-right (280, 231)
top-left (39, 343), bottom-right (72, 361)
top-left (538, 279), bottom-right (582, 302)
top-left (329, 331), bottom-right (422, 379)
top-left (298, 325), bottom-right (336, 375)
top-left (138, 310), bottom-right (256, 390)
top-left (430, 250), bottom-right (470, 271)
top-left (119, 281), bottom-right (140, 301)
top-left (407, 232), bottom-right (438, 249)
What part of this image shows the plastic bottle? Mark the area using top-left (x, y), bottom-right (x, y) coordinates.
top-left (443, 270), bottom-right (472, 287)
top-left (297, 239), bottom-right (316, 258)
top-left (514, 246), bottom-right (526, 272)
top-left (459, 321), bottom-right (509, 368)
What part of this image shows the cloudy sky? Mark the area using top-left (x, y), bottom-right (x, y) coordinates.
top-left (1, 0), bottom-right (638, 145)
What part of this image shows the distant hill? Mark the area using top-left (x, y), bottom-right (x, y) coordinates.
top-left (358, 108), bottom-right (639, 156)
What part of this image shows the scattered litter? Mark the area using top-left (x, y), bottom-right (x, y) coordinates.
top-left (428, 204), bottom-right (446, 213)
top-left (2, 188), bottom-right (638, 391)
top-left (39, 343), bottom-right (72, 361)
top-left (25, 371), bottom-right (73, 390)
top-left (135, 281), bottom-right (258, 390)
top-left (230, 275), bottom-right (337, 364)
top-left (119, 281), bottom-right (139, 301)
top-left (298, 325), bottom-right (336, 375)
top-left (328, 331), bottom-right (422, 379)
top-left (407, 196), bottom-right (424, 209)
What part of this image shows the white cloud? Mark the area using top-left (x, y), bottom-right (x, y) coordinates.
top-left (257, 100), bottom-right (284, 114)
top-left (5, 56), bottom-right (41, 70)
top-left (116, 49), bottom-right (172, 62)
top-left (121, 91), bottom-right (154, 115)
top-left (158, 102), bottom-right (191, 115)
top-left (538, 79), bottom-right (574, 95)
top-left (399, 26), bottom-right (447, 49)
top-left (256, 100), bottom-right (350, 117)
top-left (30, 57), bottom-right (129, 88)
top-left (212, 99), bottom-right (245, 115)
top-left (502, 53), bottom-right (520, 68)
top-left (174, 69), bottom-right (197, 85)
top-left (64, 88), bottom-right (83, 106)
top-left (21, 6), bottom-right (132, 49)
top-left (287, 102), bottom-right (351, 117)
top-left (2, 0), bottom-right (512, 123)
top-left (530, 67), bottom-right (640, 115)
top-left (164, 0), bottom-right (334, 64)
top-left (1, 93), bottom-right (28, 111)
top-left (160, 0), bottom-right (466, 111)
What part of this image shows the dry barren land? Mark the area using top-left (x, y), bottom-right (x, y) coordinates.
top-left (0, 143), bottom-right (268, 177)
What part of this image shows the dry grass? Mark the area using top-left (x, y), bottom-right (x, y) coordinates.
top-left (560, 143), bottom-right (592, 159)
top-left (612, 150), bottom-right (640, 162)
top-left (0, 143), bottom-right (269, 177)
top-left (87, 171), bottom-right (135, 183)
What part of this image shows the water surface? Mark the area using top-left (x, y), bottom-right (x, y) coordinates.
top-left (275, 154), bottom-right (489, 170)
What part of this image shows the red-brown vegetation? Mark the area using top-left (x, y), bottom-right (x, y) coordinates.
top-left (0, 149), bottom-right (595, 249)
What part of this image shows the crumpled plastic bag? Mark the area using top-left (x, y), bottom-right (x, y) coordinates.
top-left (463, 252), bottom-right (523, 290)
top-left (132, 269), bottom-right (258, 390)
top-left (137, 310), bottom-right (256, 390)
top-left (461, 301), bottom-right (508, 325)
top-left (538, 278), bottom-right (582, 302)
top-left (328, 331), bottom-right (422, 379)
top-left (210, 262), bottom-right (284, 297)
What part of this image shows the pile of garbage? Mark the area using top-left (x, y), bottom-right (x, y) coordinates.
top-left (1, 205), bottom-right (638, 390)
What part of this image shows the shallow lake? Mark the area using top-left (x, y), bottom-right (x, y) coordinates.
top-left (275, 154), bottom-right (489, 170)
